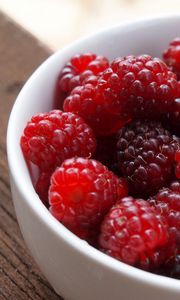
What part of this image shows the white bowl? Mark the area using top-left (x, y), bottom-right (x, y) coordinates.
top-left (7, 15), bottom-right (180, 300)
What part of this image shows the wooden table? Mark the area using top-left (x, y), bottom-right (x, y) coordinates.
top-left (0, 12), bottom-right (62, 300)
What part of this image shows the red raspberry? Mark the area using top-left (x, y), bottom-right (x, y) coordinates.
top-left (20, 110), bottom-right (96, 171)
top-left (175, 151), bottom-right (180, 179)
top-left (149, 180), bottom-right (180, 249)
top-left (57, 53), bottom-right (109, 95)
top-left (64, 82), bottom-right (130, 136)
top-left (99, 197), bottom-right (169, 269)
top-left (110, 55), bottom-right (179, 118)
top-left (35, 171), bottom-right (52, 205)
top-left (64, 54), bottom-right (179, 135)
top-left (163, 38), bottom-right (180, 80)
top-left (117, 120), bottom-right (180, 197)
top-left (49, 157), bottom-right (128, 239)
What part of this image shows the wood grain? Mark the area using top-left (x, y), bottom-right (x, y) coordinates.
top-left (0, 12), bottom-right (62, 300)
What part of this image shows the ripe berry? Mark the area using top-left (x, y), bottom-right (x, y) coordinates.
top-left (163, 38), bottom-right (180, 80)
top-left (20, 110), bottom-right (96, 171)
top-left (57, 53), bottom-right (109, 95)
top-left (99, 197), bottom-right (169, 269)
top-left (64, 82), bottom-right (130, 136)
top-left (48, 157), bottom-right (128, 239)
top-left (110, 55), bottom-right (179, 118)
top-left (117, 120), bottom-right (180, 197)
top-left (64, 54), bottom-right (179, 135)
top-left (149, 180), bottom-right (180, 249)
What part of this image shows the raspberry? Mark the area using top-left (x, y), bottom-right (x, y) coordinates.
top-left (149, 180), bottom-right (180, 249)
top-left (109, 55), bottom-right (179, 118)
top-left (64, 54), bottom-right (179, 135)
top-left (57, 53), bottom-right (109, 95)
top-left (175, 151), bottom-right (180, 179)
top-left (163, 38), bottom-right (180, 80)
top-left (117, 120), bottom-right (180, 197)
top-left (48, 157), bottom-right (128, 239)
top-left (64, 82), bottom-right (130, 136)
top-left (99, 196), bottom-right (169, 269)
top-left (35, 171), bottom-right (52, 205)
top-left (20, 110), bottom-right (96, 171)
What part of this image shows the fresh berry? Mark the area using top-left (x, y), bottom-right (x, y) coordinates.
top-left (57, 53), bottom-right (109, 95)
top-left (163, 38), bottom-right (180, 80)
top-left (94, 135), bottom-right (119, 175)
top-left (109, 55), bottom-right (179, 118)
top-left (99, 196), bottom-right (169, 269)
top-left (175, 151), bottom-right (180, 179)
top-left (116, 120), bottom-right (179, 197)
top-left (35, 171), bottom-right (52, 205)
top-left (149, 180), bottom-right (180, 249)
top-left (49, 157), bottom-right (128, 239)
top-left (64, 82), bottom-right (130, 136)
top-left (64, 54), bottom-right (179, 135)
top-left (20, 110), bottom-right (96, 171)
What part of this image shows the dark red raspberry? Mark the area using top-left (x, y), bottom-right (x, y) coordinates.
top-left (48, 157), bottom-right (128, 240)
top-left (149, 180), bottom-right (180, 249)
top-left (57, 53), bottom-right (109, 95)
top-left (35, 171), bottom-right (52, 205)
top-left (20, 110), bottom-right (96, 171)
top-left (163, 38), bottom-right (180, 80)
top-left (99, 196), bottom-right (169, 269)
top-left (94, 135), bottom-right (119, 175)
top-left (117, 120), bottom-right (180, 197)
top-left (175, 151), bottom-right (180, 179)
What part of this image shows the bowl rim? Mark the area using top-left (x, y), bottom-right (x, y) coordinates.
top-left (7, 13), bottom-right (180, 293)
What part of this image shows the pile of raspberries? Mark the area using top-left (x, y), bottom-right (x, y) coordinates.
top-left (21, 38), bottom-right (180, 279)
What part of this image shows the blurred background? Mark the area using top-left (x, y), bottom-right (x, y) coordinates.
top-left (0, 0), bottom-right (180, 51)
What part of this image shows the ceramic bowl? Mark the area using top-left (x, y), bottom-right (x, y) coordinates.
top-left (7, 14), bottom-right (180, 300)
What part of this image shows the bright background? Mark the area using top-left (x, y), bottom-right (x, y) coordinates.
top-left (0, 0), bottom-right (180, 51)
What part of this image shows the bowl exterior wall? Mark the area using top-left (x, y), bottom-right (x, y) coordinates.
top-left (7, 15), bottom-right (180, 300)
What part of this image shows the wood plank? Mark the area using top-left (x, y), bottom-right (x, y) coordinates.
top-left (0, 12), bottom-right (62, 300)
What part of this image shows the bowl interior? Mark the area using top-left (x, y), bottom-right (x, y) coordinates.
top-left (7, 14), bottom-right (180, 292)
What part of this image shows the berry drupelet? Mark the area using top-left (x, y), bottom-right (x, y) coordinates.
top-left (116, 120), bottom-right (180, 198)
top-left (48, 157), bottom-right (128, 240)
top-left (99, 196), bottom-right (169, 270)
top-left (20, 110), bottom-right (96, 171)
